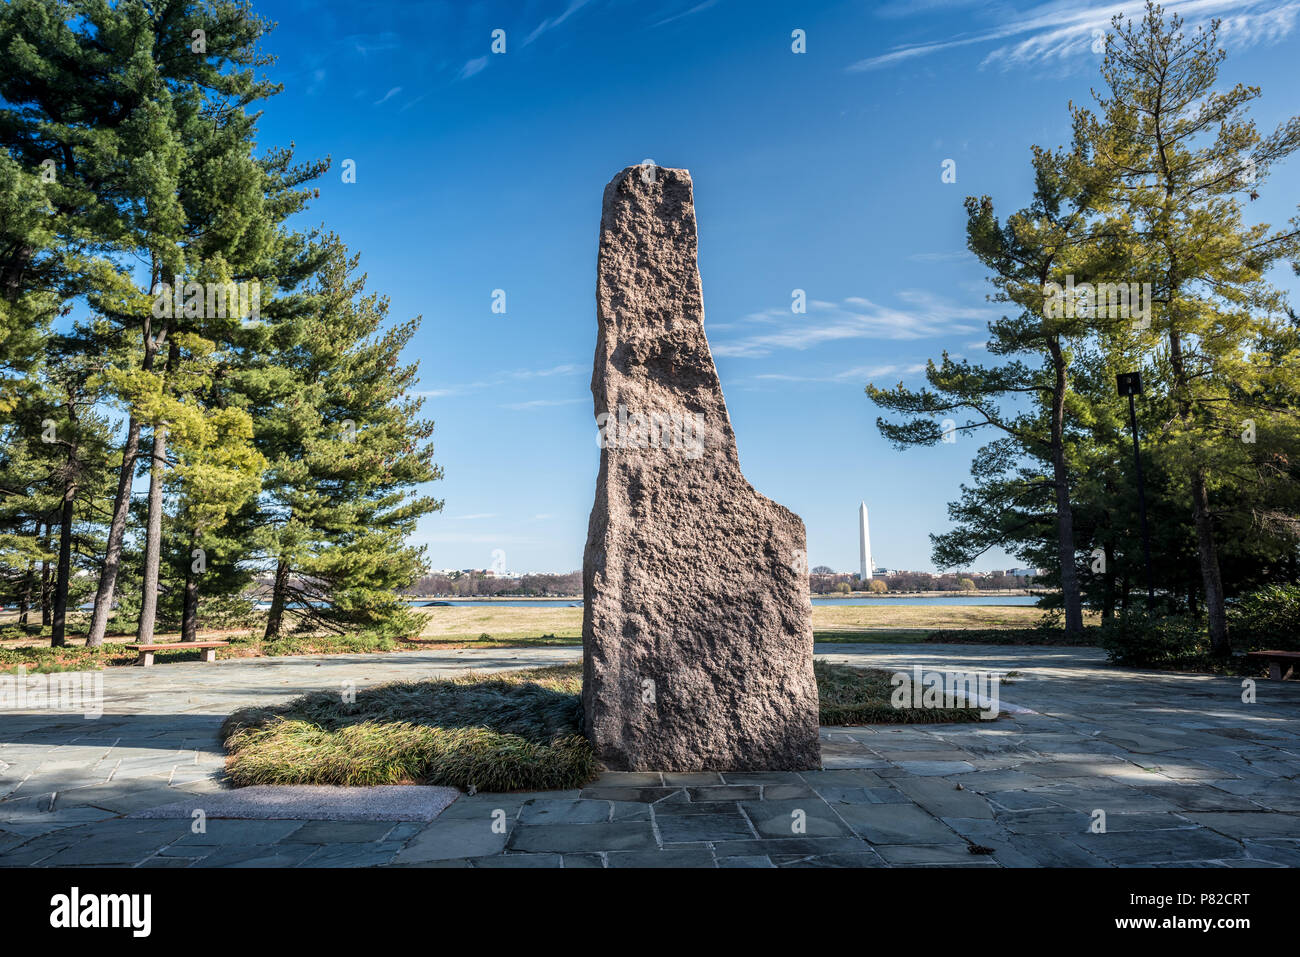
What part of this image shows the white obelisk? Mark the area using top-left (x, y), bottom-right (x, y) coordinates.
top-left (858, 502), bottom-right (873, 581)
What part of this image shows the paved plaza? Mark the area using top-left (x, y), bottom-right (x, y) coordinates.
top-left (2, 643), bottom-right (1298, 867)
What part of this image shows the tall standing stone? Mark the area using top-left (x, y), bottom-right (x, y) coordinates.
top-left (582, 164), bottom-right (821, 771)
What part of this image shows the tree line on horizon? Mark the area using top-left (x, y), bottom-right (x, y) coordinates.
top-left (407, 571), bottom-right (583, 598)
top-left (408, 569), bottom-right (1035, 598)
top-left (0, 0), bottom-right (443, 647)
top-left (869, 4), bottom-right (1300, 656)
top-left (808, 570), bottom-right (1030, 595)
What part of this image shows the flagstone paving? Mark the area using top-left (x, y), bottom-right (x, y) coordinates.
top-left (2, 643), bottom-right (1298, 867)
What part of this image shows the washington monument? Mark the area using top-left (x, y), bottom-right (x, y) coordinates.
top-left (858, 502), bottom-right (873, 581)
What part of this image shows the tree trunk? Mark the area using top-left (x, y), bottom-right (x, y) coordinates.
top-left (50, 402), bottom-right (80, 648)
top-left (50, 484), bottom-right (76, 647)
top-left (1190, 468), bottom-right (1229, 654)
top-left (40, 522), bottom-right (51, 626)
top-left (1047, 338), bottom-right (1084, 637)
top-left (86, 415), bottom-right (142, 646)
top-left (1168, 330), bottom-right (1229, 654)
top-left (263, 556), bottom-right (291, 639)
top-left (181, 531), bottom-right (199, 643)
top-left (136, 422), bottom-right (168, 643)
top-left (18, 559), bottom-right (33, 625)
top-left (136, 334), bottom-right (178, 645)
top-left (180, 570), bottom-right (199, 642)
top-left (90, 301), bottom-right (164, 647)
top-left (1102, 542), bottom-right (1116, 621)
top-left (1149, 72), bottom-right (1231, 652)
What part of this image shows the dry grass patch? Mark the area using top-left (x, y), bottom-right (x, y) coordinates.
top-left (222, 664), bottom-right (597, 792)
top-left (811, 603), bottom-right (1059, 632)
top-left (815, 661), bottom-right (983, 724)
top-left (415, 606), bottom-right (583, 641)
top-left (222, 661), bottom-right (985, 792)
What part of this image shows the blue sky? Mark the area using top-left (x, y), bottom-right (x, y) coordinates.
top-left (250, 0), bottom-right (1300, 575)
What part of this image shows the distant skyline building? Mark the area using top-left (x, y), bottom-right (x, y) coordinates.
top-left (858, 502), bottom-right (873, 581)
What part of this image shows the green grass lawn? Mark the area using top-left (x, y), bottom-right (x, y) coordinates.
top-left (813, 630), bottom-right (927, 644)
top-left (221, 661), bottom-right (983, 792)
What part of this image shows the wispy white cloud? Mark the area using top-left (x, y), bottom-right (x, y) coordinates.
top-left (412, 363), bottom-right (581, 400)
top-left (524, 0), bottom-right (593, 46)
top-left (910, 250), bottom-right (970, 263)
top-left (416, 532), bottom-right (540, 545)
top-left (501, 397), bottom-right (585, 410)
top-left (653, 0), bottom-right (721, 28)
top-left (849, 0), bottom-right (1300, 72)
top-left (373, 86), bottom-right (402, 106)
top-left (753, 362), bottom-right (928, 384)
top-left (347, 32), bottom-right (402, 58)
top-left (872, 0), bottom-right (988, 18)
top-left (711, 293), bottom-right (992, 358)
top-left (448, 513), bottom-right (497, 521)
top-left (458, 56), bottom-right (488, 80)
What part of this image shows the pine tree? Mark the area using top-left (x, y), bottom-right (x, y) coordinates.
top-left (0, 396), bottom-right (59, 628)
top-left (254, 241), bottom-right (443, 640)
top-left (867, 132), bottom-right (1119, 637)
top-left (1089, 1), bottom-right (1300, 653)
top-left (0, 322), bottom-right (114, 645)
top-left (39, 328), bottom-right (115, 646)
top-left (0, 152), bottom-right (54, 413)
top-left (0, 0), bottom-right (312, 644)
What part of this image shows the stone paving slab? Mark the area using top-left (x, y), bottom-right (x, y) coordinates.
top-left (508, 821), bottom-right (659, 854)
top-left (1, 642), bottom-right (1298, 867)
top-left (389, 819), bottom-right (508, 862)
top-left (656, 808), bottom-right (757, 843)
top-left (130, 784), bottom-right (458, 822)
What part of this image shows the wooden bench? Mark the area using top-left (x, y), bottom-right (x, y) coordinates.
top-left (1246, 650), bottom-right (1300, 680)
top-left (126, 641), bottom-right (229, 667)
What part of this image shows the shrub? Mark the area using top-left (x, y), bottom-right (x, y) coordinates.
top-left (1230, 584), bottom-right (1300, 651)
top-left (1098, 612), bottom-right (1209, 667)
top-left (926, 627), bottom-right (1097, 647)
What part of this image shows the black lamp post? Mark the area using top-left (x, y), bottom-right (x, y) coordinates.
top-left (1116, 371), bottom-right (1155, 604)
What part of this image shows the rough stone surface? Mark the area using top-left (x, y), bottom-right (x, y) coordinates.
top-left (581, 165), bottom-right (822, 771)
